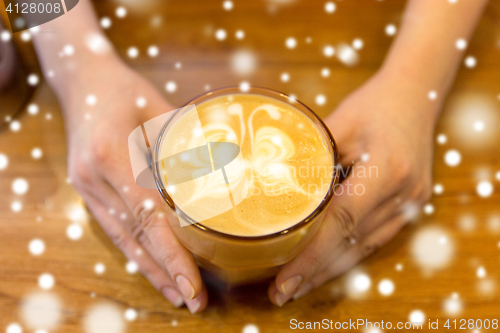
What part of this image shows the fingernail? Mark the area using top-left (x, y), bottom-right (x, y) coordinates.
top-left (176, 275), bottom-right (195, 300)
top-left (281, 275), bottom-right (302, 295)
top-left (186, 298), bottom-right (201, 314)
top-left (162, 287), bottom-right (184, 308)
top-left (293, 283), bottom-right (313, 300)
top-left (275, 292), bottom-right (292, 307)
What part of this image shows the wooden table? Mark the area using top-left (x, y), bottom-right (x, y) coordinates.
top-left (1, 0), bottom-right (500, 332)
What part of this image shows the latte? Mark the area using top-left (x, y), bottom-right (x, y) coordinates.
top-left (159, 93), bottom-right (334, 237)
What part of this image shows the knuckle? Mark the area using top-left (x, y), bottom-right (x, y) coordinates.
top-left (136, 229), bottom-right (149, 246)
top-left (384, 147), bottom-right (413, 183)
top-left (345, 232), bottom-right (360, 246)
top-left (331, 206), bottom-right (358, 237)
top-left (310, 257), bottom-right (323, 272)
top-left (360, 242), bottom-right (379, 257)
top-left (296, 253), bottom-right (323, 280)
top-left (133, 203), bottom-right (158, 230)
top-left (391, 157), bottom-right (412, 183)
top-left (129, 223), bottom-right (142, 239)
top-left (109, 230), bottom-right (130, 251)
top-left (90, 138), bottom-right (111, 165)
top-left (308, 252), bottom-right (323, 271)
top-left (129, 223), bottom-right (146, 243)
top-left (88, 125), bottom-right (116, 166)
top-left (162, 248), bottom-right (178, 269)
top-left (69, 161), bottom-right (92, 188)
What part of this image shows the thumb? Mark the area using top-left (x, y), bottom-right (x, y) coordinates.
top-left (102, 156), bottom-right (204, 301)
top-left (274, 159), bottom-right (392, 297)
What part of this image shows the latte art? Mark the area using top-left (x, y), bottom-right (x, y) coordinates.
top-left (160, 94), bottom-right (334, 236)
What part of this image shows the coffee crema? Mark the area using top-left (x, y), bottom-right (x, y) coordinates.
top-left (159, 94), bottom-right (334, 237)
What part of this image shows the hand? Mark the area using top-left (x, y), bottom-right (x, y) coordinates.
top-left (269, 69), bottom-right (437, 306)
top-left (62, 58), bottom-right (207, 313)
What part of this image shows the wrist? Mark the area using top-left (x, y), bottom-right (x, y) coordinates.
top-left (380, 56), bottom-right (451, 101)
top-left (50, 53), bottom-right (130, 113)
top-left (370, 66), bottom-right (443, 130)
top-left (53, 53), bottom-right (121, 97)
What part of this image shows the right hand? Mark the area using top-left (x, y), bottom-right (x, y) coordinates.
top-left (269, 69), bottom-right (435, 306)
top-left (59, 58), bottom-right (207, 313)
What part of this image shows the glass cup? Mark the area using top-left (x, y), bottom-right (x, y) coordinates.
top-left (152, 87), bottom-right (339, 286)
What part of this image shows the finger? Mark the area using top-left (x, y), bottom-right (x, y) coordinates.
top-left (287, 202), bottom-right (406, 301)
top-left (85, 180), bottom-right (211, 312)
top-left (268, 280), bottom-right (293, 307)
top-left (73, 170), bottom-right (133, 222)
top-left (353, 191), bottom-right (427, 242)
top-left (100, 161), bottom-right (204, 301)
top-left (80, 178), bottom-right (161, 267)
top-left (76, 174), bottom-right (155, 252)
top-left (74, 172), bottom-right (159, 262)
top-left (83, 194), bottom-right (185, 307)
top-left (275, 158), bottom-right (394, 296)
top-left (308, 215), bottom-right (408, 292)
top-left (82, 97), bottom-right (204, 302)
top-left (348, 193), bottom-right (403, 242)
top-left (184, 282), bottom-right (209, 314)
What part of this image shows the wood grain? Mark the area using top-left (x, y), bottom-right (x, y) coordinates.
top-left (1, 0), bottom-right (500, 332)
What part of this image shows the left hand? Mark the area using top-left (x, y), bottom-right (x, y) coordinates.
top-left (59, 58), bottom-right (208, 313)
top-left (268, 69), bottom-right (437, 306)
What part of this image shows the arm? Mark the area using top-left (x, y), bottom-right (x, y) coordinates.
top-left (382, 0), bottom-right (489, 115)
top-left (271, 0), bottom-right (489, 306)
top-left (31, 0), bottom-right (119, 121)
top-left (31, 0), bottom-right (207, 313)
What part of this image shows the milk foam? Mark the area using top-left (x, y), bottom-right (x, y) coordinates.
top-left (160, 94), bottom-right (334, 236)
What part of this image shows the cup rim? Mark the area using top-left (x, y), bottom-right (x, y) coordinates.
top-left (153, 86), bottom-right (340, 241)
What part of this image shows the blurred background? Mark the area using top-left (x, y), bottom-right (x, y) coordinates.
top-left (1, 0), bottom-right (500, 332)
